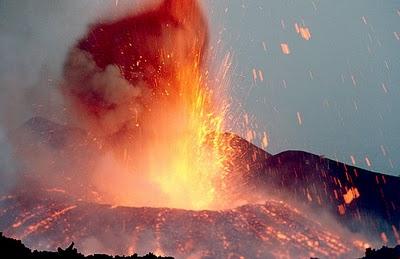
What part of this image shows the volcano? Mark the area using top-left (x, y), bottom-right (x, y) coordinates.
top-left (2, 1), bottom-right (399, 258)
top-left (0, 190), bottom-right (362, 258)
top-left (1, 117), bottom-right (398, 258)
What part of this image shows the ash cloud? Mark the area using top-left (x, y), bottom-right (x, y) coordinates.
top-left (0, 0), bottom-right (159, 196)
top-left (61, 0), bottom-right (208, 138)
top-left (0, 0), bottom-right (160, 130)
top-left (62, 48), bottom-right (145, 136)
top-left (0, 0), bottom-right (211, 207)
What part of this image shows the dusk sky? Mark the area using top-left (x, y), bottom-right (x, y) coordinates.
top-left (1, 0), bottom-right (399, 175)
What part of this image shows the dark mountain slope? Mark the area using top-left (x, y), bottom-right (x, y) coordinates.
top-left (237, 148), bottom-right (400, 242)
top-left (0, 232), bottom-right (173, 259)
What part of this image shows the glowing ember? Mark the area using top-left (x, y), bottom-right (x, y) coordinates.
top-left (280, 43), bottom-right (290, 55)
top-left (295, 23), bottom-right (312, 41)
top-left (343, 187), bottom-right (360, 204)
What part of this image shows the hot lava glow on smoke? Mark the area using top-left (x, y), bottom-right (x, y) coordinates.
top-left (62, 0), bottom-right (233, 210)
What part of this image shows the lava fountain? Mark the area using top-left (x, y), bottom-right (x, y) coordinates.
top-left (61, 0), bottom-right (232, 210)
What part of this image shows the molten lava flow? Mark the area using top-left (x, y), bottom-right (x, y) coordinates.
top-left (0, 193), bottom-right (372, 258)
top-left (62, 0), bottom-right (233, 210)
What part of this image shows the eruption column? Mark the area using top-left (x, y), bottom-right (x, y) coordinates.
top-left (62, 0), bottom-right (232, 210)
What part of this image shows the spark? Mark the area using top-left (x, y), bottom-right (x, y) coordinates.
top-left (351, 75), bottom-right (357, 87)
top-left (295, 23), bottom-right (312, 40)
top-left (281, 19), bottom-right (286, 30)
top-left (350, 155), bottom-right (356, 165)
top-left (380, 145), bottom-right (387, 156)
top-left (252, 68), bottom-right (257, 82)
top-left (280, 43), bottom-right (291, 55)
top-left (394, 32), bottom-right (400, 41)
top-left (258, 69), bottom-right (264, 82)
top-left (381, 83), bottom-right (388, 93)
top-left (365, 156), bottom-right (372, 167)
top-left (343, 187), bottom-right (360, 204)
top-left (381, 232), bottom-right (388, 244)
top-left (337, 204), bottom-right (346, 215)
top-left (262, 41), bottom-right (267, 52)
top-left (261, 132), bottom-right (268, 149)
top-left (361, 16), bottom-right (368, 25)
top-left (392, 225), bottom-right (400, 244)
top-left (297, 112), bottom-right (303, 125)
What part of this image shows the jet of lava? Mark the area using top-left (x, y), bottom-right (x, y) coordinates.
top-left (61, 0), bottom-right (233, 210)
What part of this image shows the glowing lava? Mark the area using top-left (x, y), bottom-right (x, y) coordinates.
top-left (0, 193), bottom-right (370, 258)
top-left (62, 0), bottom-right (232, 210)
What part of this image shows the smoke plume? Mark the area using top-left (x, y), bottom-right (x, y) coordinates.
top-left (62, 0), bottom-right (208, 137)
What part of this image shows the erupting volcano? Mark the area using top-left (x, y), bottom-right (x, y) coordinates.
top-left (60, 0), bottom-right (231, 210)
top-left (1, 0), bottom-right (400, 258)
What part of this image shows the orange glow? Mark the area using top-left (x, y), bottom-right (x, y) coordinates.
top-left (381, 232), bottom-right (388, 244)
top-left (57, 0), bottom-right (244, 209)
top-left (295, 23), bottom-right (311, 40)
top-left (353, 240), bottom-right (370, 250)
top-left (343, 187), bottom-right (360, 204)
top-left (22, 205), bottom-right (77, 238)
top-left (94, 51), bottom-right (234, 210)
top-left (141, 56), bottom-right (231, 210)
top-left (299, 27), bottom-right (311, 41)
top-left (280, 43), bottom-right (291, 54)
top-left (261, 132), bottom-right (269, 149)
top-left (338, 204), bottom-right (346, 215)
top-left (61, 0), bottom-right (238, 211)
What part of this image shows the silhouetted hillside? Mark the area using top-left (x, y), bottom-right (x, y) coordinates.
top-left (236, 148), bottom-right (400, 242)
top-left (208, 129), bottom-right (400, 242)
top-left (361, 245), bottom-right (400, 259)
top-left (2, 231), bottom-right (400, 259)
top-left (0, 232), bottom-right (173, 259)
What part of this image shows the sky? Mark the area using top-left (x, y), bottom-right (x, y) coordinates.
top-left (0, 0), bottom-right (399, 175)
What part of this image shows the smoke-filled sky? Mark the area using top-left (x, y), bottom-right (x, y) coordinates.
top-left (0, 0), bottom-right (399, 175)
